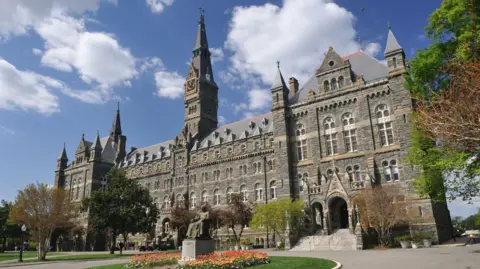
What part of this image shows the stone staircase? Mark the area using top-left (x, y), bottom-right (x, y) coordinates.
top-left (290, 229), bottom-right (358, 251)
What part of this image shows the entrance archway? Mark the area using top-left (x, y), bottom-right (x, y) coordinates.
top-left (328, 197), bottom-right (349, 231)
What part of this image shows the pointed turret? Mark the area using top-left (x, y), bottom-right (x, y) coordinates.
top-left (110, 102), bottom-right (122, 144)
top-left (384, 23), bottom-right (406, 74)
top-left (271, 61), bottom-right (289, 110)
top-left (193, 8), bottom-right (209, 53)
top-left (384, 24), bottom-right (402, 55)
top-left (90, 131), bottom-right (103, 161)
top-left (58, 143), bottom-right (68, 161)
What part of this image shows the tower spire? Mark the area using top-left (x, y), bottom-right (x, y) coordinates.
top-left (58, 143), bottom-right (68, 160)
top-left (384, 23), bottom-right (402, 55)
top-left (193, 8), bottom-right (208, 52)
top-left (110, 102), bottom-right (122, 142)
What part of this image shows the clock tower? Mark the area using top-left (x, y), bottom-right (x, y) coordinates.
top-left (182, 9), bottom-right (218, 143)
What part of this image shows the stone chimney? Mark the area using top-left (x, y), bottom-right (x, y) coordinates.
top-left (289, 77), bottom-right (299, 97)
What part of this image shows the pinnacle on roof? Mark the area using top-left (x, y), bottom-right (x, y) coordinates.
top-left (110, 102), bottom-right (122, 137)
top-left (58, 143), bottom-right (68, 160)
top-left (384, 23), bottom-right (402, 55)
top-left (271, 61), bottom-right (288, 90)
top-left (193, 8), bottom-right (209, 52)
top-left (91, 131), bottom-right (103, 150)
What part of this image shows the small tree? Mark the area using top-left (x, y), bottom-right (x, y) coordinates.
top-left (0, 200), bottom-right (22, 253)
top-left (218, 193), bottom-right (253, 245)
top-left (82, 168), bottom-right (158, 254)
top-left (354, 186), bottom-right (407, 247)
top-left (170, 192), bottom-right (196, 242)
top-left (250, 198), bottom-right (304, 242)
top-left (10, 183), bottom-right (77, 260)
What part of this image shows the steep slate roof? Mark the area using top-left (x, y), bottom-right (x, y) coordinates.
top-left (384, 29), bottom-right (402, 54)
top-left (121, 140), bottom-right (174, 168)
top-left (192, 112), bottom-right (273, 151)
top-left (290, 50), bottom-right (388, 104)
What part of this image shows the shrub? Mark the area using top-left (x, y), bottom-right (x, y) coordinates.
top-left (395, 235), bottom-right (411, 242)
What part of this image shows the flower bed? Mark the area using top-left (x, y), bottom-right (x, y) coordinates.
top-left (125, 251), bottom-right (270, 269)
top-left (125, 253), bottom-right (180, 268)
top-left (181, 251), bottom-right (270, 269)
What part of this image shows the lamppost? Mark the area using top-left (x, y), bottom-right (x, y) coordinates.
top-left (18, 224), bottom-right (26, 262)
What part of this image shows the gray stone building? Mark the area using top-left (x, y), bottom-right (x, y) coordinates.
top-left (54, 13), bottom-right (452, 251)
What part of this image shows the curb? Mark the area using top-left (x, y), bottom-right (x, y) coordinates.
top-left (332, 259), bottom-right (342, 269)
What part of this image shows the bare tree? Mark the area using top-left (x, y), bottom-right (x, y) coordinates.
top-left (354, 185), bottom-right (407, 247)
top-left (413, 62), bottom-right (480, 152)
top-left (217, 193), bottom-right (253, 245)
top-left (10, 183), bottom-right (77, 260)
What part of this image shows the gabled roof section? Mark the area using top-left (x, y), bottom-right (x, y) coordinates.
top-left (316, 47), bottom-right (349, 74)
top-left (100, 136), bottom-right (117, 164)
top-left (290, 50), bottom-right (388, 104)
top-left (76, 134), bottom-right (91, 153)
top-left (384, 28), bottom-right (402, 55)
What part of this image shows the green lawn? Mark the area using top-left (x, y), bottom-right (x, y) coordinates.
top-left (0, 251), bottom-right (38, 261)
top-left (87, 256), bottom-right (336, 269)
top-left (7, 253), bottom-right (133, 264)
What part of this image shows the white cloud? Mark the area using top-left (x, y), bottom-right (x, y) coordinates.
top-left (154, 71), bottom-right (184, 99)
top-left (0, 0), bottom-right (117, 39)
top-left (210, 47), bottom-right (224, 64)
top-left (218, 116), bottom-right (227, 125)
top-left (225, 0), bottom-right (381, 87)
top-left (0, 58), bottom-right (60, 114)
top-left (145, 0), bottom-right (175, 13)
top-left (36, 14), bottom-right (138, 89)
top-left (32, 48), bottom-right (42, 55)
top-left (364, 42), bottom-right (381, 57)
top-left (0, 125), bottom-right (16, 136)
top-left (248, 89), bottom-right (270, 110)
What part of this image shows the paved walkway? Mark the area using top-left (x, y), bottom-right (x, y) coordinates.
top-left (2, 245), bottom-right (479, 269)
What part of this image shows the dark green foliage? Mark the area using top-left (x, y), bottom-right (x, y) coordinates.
top-left (82, 168), bottom-right (158, 254)
top-left (0, 200), bottom-right (22, 253)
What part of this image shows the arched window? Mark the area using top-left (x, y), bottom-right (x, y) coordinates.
top-left (215, 150), bottom-right (220, 159)
top-left (298, 174), bottom-right (305, 193)
top-left (190, 192), bottom-right (197, 208)
top-left (269, 138), bottom-right (274, 148)
top-left (226, 187), bottom-right (233, 203)
top-left (331, 78), bottom-right (337, 90)
top-left (203, 153), bottom-right (208, 161)
top-left (338, 76), bottom-right (344, 88)
top-left (376, 105), bottom-right (394, 146)
top-left (239, 165), bottom-right (247, 176)
top-left (241, 144), bottom-right (246, 153)
top-left (227, 148), bottom-right (233, 155)
top-left (215, 170), bottom-right (220, 181)
top-left (324, 80), bottom-right (330, 91)
top-left (201, 191), bottom-right (208, 203)
top-left (268, 160), bottom-right (273, 171)
top-left (270, 181), bottom-right (277, 199)
top-left (391, 160), bottom-right (399, 180)
top-left (383, 161), bottom-right (391, 182)
top-left (296, 124), bottom-right (308, 161)
top-left (240, 185), bottom-right (248, 202)
top-left (164, 196), bottom-right (170, 209)
top-left (275, 93), bottom-right (279, 103)
top-left (354, 165), bottom-right (361, 181)
top-left (154, 180), bottom-right (160, 190)
top-left (176, 194), bottom-right (184, 207)
top-left (392, 57), bottom-right (397, 69)
top-left (254, 141), bottom-right (260, 151)
top-left (254, 162), bottom-right (262, 174)
top-left (214, 189), bottom-right (221, 205)
top-left (324, 117), bottom-right (338, 156)
top-left (342, 113), bottom-right (357, 152)
top-left (255, 183), bottom-right (263, 201)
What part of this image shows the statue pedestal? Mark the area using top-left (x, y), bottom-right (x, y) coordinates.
top-left (178, 239), bottom-right (215, 265)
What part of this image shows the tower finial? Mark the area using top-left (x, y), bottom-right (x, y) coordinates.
top-left (199, 7), bottom-right (205, 16)
top-left (117, 102), bottom-right (120, 111)
top-left (387, 21), bottom-right (391, 30)
top-left (277, 60), bottom-right (280, 69)
top-left (81, 133), bottom-right (85, 139)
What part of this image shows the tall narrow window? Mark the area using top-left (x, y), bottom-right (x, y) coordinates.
top-left (254, 141), bottom-right (260, 152)
top-left (101, 176), bottom-right (108, 192)
top-left (241, 144), bottom-right (246, 153)
top-left (268, 160), bottom-right (273, 171)
top-left (240, 185), bottom-right (248, 202)
top-left (391, 160), bottom-right (399, 180)
top-left (376, 105), bottom-right (394, 146)
top-left (324, 80), bottom-right (330, 91)
top-left (76, 178), bottom-right (81, 199)
top-left (227, 148), bottom-right (233, 155)
top-left (203, 153), bottom-right (208, 161)
top-left (201, 191), bottom-right (208, 203)
top-left (324, 117), bottom-right (338, 156)
top-left (383, 161), bottom-right (391, 182)
top-left (342, 113), bottom-right (357, 152)
top-left (215, 150), bottom-right (220, 159)
top-left (270, 181), bottom-right (277, 199)
top-left (354, 165), bottom-right (361, 181)
top-left (392, 57), bottom-right (397, 69)
top-left (255, 183), bottom-right (263, 201)
top-left (164, 196), bottom-right (170, 209)
top-left (190, 192), bottom-right (197, 208)
top-left (338, 76), bottom-right (344, 88)
top-left (296, 124), bottom-right (308, 161)
top-left (214, 189), bottom-right (220, 205)
top-left (226, 187), bottom-right (233, 203)
top-left (331, 78), bottom-right (337, 90)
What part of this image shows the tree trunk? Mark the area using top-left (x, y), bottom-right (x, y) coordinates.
top-left (38, 237), bottom-right (48, 261)
top-left (1, 237), bottom-right (6, 253)
top-left (109, 232), bottom-right (116, 254)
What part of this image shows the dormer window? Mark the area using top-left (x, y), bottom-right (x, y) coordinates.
top-left (240, 144), bottom-right (246, 153)
top-left (203, 153), bottom-right (208, 161)
top-left (215, 150), bottom-right (220, 159)
top-left (324, 80), bottom-right (330, 91)
top-left (249, 121), bottom-right (255, 129)
top-left (261, 118), bottom-right (268, 126)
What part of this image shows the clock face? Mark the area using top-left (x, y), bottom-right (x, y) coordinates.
top-left (186, 79), bottom-right (196, 92)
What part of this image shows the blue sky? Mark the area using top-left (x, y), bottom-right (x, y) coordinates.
top-left (0, 0), bottom-right (478, 217)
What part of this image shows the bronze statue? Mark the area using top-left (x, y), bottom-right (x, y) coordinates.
top-left (186, 205), bottom-right (212, 240)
